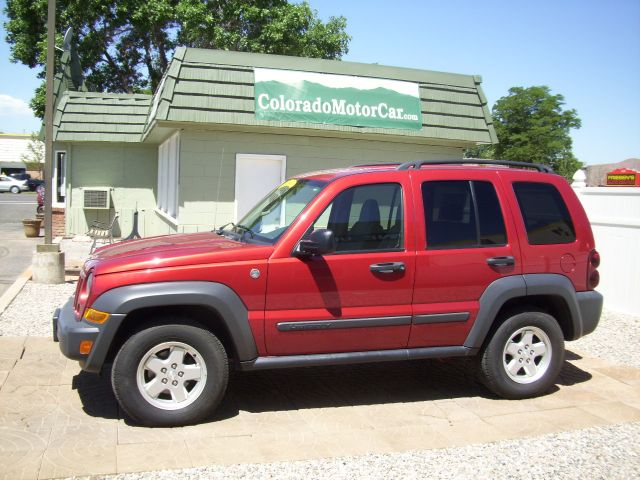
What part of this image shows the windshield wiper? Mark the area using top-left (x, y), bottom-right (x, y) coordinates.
top-left (215, 222), bottom-right (234, 235)
top-left (214, 222), bottom-right (255, 238)
top-left (234, 224), bottom-right (256, 238)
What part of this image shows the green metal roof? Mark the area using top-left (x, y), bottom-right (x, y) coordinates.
top-left (53, 48), bottom-right (496, 145)
top-left (53, 92), bottom-right (151, 142)
top-left (144, 47), bottom-right (497, 145)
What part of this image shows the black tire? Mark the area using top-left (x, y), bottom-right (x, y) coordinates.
top-left (10, 186), bottom-right (20, 194)
top-left (111, 323), bottom-right (228, 427)
top-left (478, 311), bottom-right (564, 399)
top-left (36, 205), bottom-right (44, 214)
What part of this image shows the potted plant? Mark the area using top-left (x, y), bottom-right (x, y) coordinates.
top-left (22, 218), bottom-right (42, 238)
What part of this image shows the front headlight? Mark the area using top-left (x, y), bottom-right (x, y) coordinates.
top-left (74, 271), bottom-right (93, 320)
top-left (85, 272), bottom-right (93, 294)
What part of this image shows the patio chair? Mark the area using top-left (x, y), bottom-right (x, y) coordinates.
top-left (87, 214), bottom-right (119, 253)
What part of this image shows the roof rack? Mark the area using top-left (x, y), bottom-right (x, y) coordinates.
top-left (350, 163), bottom-right (401, 168)
top-left (396, 159), bottom-right (554, 173)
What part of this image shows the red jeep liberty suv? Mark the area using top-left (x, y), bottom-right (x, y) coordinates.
top-left (54, 160), bottom-right (603, 426)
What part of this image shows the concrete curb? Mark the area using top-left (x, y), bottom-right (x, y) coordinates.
top-left (0, 266), bottom-right (32, 315)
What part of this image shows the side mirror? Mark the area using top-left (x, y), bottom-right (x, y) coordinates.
top-left (296, 229), bottom-right (336, 256)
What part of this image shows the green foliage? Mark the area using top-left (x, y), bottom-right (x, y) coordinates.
top-left (464, 143), bottom-right (494, 160)
top-left (29, 82), bottom-right (46, 119)
top-left (491, 86), bottom-right (583, 179)
top-left (175, 1), bottom-right (349, 58)
top-left (4, 0), bottom-right (351, 117)
top-left (21, 132), bottom-right (45, 177)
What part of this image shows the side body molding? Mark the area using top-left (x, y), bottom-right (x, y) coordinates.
top-left (90, 281), bottom-right (259, 363)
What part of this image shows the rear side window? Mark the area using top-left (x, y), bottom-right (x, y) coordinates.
top-left (475, 181), bottom-right (508, 246)
top-left (422, 180), bottom-right (507, 249)
top-left (513, 182), bottom-right (575, 245)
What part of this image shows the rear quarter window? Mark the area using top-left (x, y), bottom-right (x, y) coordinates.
top-left (513, 182), bottom-right (575, 245)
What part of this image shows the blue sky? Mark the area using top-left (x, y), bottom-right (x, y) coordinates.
top-left (0, 0), bottom-right (638, 165)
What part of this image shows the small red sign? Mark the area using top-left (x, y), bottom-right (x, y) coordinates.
top-left (606, 168), bottom-right (640, 186)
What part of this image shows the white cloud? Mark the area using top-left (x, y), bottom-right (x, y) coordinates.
top-left (0, 94), bottom-right (34, 117)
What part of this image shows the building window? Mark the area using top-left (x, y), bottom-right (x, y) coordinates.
top-left (53, 151), bottom-right (67, 207)
top-left (157, 132), bottom-right (180, 219)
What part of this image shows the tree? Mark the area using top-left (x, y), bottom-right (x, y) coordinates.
top-left (465, 86), bottom-right (583, 179)
top-left (4, 0), bottom-right (350, 117)
top-left (21, 133), bottom-right (45, 178)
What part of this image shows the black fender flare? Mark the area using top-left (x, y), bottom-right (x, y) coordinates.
top-left (464, 274), bottom-right (585, 349)
top-left (85, 281), bottom-right (258, 372)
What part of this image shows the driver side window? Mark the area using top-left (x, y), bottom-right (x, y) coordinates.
top-left (310, 183), bottom-right (403, 253)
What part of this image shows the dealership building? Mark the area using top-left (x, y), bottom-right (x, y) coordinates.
top-left (51, 46), bottom-right (496, 238)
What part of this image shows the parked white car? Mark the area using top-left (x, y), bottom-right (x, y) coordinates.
top-left (0, 175), bottom-right (28, 193)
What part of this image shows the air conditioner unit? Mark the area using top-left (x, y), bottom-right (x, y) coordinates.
top-left (82, 188), bottom-right (112, 209)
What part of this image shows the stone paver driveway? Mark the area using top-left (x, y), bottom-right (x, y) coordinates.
top-left (1, 336), bottom-right (639, 480)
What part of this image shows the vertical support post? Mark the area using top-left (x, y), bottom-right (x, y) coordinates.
top-left (33, 0), bottom-right (65, 284)
top-left (44, 0), bottom-right (56, 244)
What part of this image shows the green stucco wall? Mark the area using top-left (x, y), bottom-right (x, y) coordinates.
top-left (64, 143), bottom-right (160, 237)
top-left (61, 130), bottom-right (465, 238)
top-left (170, 129), bottom-right (463, 234)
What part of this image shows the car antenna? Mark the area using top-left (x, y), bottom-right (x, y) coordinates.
top-left (212, 147), bottom-right (224, 230)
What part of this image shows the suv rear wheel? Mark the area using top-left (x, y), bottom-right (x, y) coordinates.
top-left (478, 311), bottom-right (564, 399)
top-left (111, 323), bottom-right (228, 426)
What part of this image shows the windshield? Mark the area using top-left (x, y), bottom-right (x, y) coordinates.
top-left (220, 178), bottom-right (327, 244)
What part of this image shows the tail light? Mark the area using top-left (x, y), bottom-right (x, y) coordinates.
top-left (587, 249), bottom-right (600, 290)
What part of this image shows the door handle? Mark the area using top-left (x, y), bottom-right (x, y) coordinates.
top-left (370, 262), bottom-right (406, 273)
top-left (486, 256), bottom-right (515, 267)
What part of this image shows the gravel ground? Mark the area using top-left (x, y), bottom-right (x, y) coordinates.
top-left (569, 309), bottom-right (640, 368)
top-left (85, 422), bottom-right (639, 480)
top-left (0, 280), bottom-right (76, 336)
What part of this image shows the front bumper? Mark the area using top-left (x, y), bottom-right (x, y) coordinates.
top-left (54, 297), bottom-right (127, 373)
top-left (54, 297), bottom-right (100, 362)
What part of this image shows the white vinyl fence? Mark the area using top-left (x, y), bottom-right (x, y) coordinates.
top-left (572, 173), bottom-right (640, 315)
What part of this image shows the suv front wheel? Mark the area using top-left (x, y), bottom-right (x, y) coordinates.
top-left (478, 311), bottom-right (565, 399)
top-left (111, 322), bottom-right (228, 427)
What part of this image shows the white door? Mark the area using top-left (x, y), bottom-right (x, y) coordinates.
top-left (235, 154), bottom-right (286, 221)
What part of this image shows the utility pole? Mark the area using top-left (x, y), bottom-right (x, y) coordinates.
top-left (33, 0), bottom-right (65, 284)
top-left (44, 0), bottom-right (56, 244)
